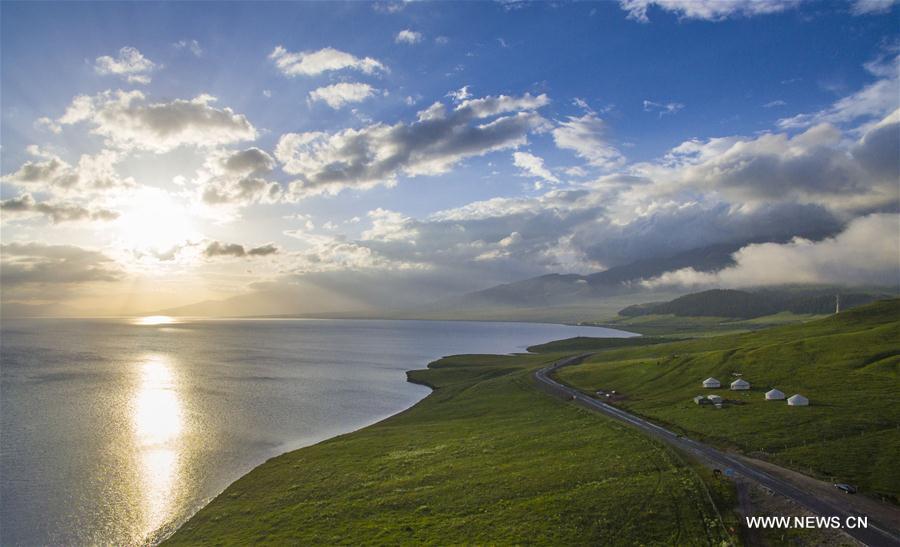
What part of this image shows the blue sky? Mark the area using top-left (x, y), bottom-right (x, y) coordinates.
top-left (1, 1), bottom-right (898, 315)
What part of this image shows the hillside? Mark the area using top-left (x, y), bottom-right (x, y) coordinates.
top-left (166, 352), bottom-right (737, 545)
top-left (556, 299), bottom-right (900, 502)
top-left (620, 288), bottom-right (885, 319)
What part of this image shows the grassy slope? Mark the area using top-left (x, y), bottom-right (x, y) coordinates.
top-left (167, 352), bottom-right (737, 545)
top-left (591, 312), bottom-right (829, 338)
top-left (556, 299), bottom-right (900, 502)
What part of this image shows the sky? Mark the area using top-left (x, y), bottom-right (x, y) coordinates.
top-left (1, 0), bottom-right (898, 316)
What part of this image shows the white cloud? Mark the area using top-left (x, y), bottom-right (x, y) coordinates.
top-left (778, 54), bottom-right (898, 129)
top-left (636, 112), bottom-right (899, 212)
top-left (395, 29), bottom-right (423, 44)
top-left (94, 46), bottom-right (158, 84)
top-left (2, 148), bottom-right (134, 195)
top-left (173, 39), bottom-right (203, 57)
top-left (763, 100), bottom-right (787, 108)
top-left (552, 112), bottom-right (624, 169)
top-left (850, 0), bottom-right (898, 14)
top-left (643, 99), bottom-right (684, 117)
top-left (641, 213), bottom-right (900, 288)
top-left (56, 90), bottom-right (257, 152)
top-left (309, 82), bottom-right (376, 109)
top-left (275, 92), bottom-right (550, 198)
top-left (34, 117), bottom-right (61, 134)
top-left (620, 0), bottom-right (801, 22)
top-left (447, 85), bottom-right (472, 102)
top-left (513, 151), bottom-right (559, 185)
top-left (269, 46), bottom-right (386, 77)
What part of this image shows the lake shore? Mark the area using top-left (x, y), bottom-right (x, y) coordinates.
top-left (164, 349), bottom-right (735, 545)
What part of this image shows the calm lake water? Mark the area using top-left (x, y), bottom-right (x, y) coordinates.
top-left (0, 317), bottom-right (632, 545)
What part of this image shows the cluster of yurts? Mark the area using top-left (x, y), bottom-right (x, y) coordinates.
top-left (701, 377), bottom-right (809, 406)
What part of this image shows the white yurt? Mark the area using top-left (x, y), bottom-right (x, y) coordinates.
top-left (707, 394), bottom-right (723, 404)
top-left (703, 377), bottom-right (721, 388)
top-left (787, 394), bottom-right (809, 406)
top-left (765, 388), bottom-right (785, 400)
top-left (730, 378), bottom-right (750, 390)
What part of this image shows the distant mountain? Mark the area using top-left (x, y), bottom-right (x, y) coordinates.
top-left (619, 288), bottom-right (890, 319)
top-left (433, 243), bottom-right (741, 312)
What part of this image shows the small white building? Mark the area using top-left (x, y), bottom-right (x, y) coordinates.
top-left (765, 388), bottom-right (785, 400)
top-left (703, 377), bottom-right (721, 389)
top-left (707, 394), bottom-right (723, 404)
top-left (730, 378), bottom-right (751, 390)
top-left (787, 394), bottom-right (809, 406)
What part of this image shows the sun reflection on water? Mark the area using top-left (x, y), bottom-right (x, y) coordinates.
top-left (133, 355), bottom-right (183, 538)
top-left (133, 315), bottom-right (177, 326)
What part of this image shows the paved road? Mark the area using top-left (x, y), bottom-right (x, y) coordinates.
top-left (534, 354), bottom-right (900, 547)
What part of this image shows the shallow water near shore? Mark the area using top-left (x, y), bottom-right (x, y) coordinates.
top-left (0, 317), bottom-right (632, 545)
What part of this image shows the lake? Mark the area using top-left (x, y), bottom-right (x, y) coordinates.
top-left (0, 317), bottom-right (632, 545)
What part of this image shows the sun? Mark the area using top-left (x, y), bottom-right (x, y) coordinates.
top-left (115, 188), bottom-right (198, 254)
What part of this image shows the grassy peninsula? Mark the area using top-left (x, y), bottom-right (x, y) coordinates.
top-left (167, 351), bottom-right (736, 545)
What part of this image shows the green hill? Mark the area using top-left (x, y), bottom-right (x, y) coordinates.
top-left (556, 299), bottom-right (900, 502)
top-left (166, 352), bottom-right (736, 545)
top-left (619, 288), bottom-right (885, 319)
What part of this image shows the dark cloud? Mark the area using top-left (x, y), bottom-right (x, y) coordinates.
top-left (203, 241), bottom-right (279, 258)
top-left (1, 194), bottom-right (119, 223)
top-left (852, 115), bottom-right (900, 183)
top-left (0, 243), bottom-right (124, 286)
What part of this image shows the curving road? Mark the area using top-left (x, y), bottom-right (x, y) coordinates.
top-left (534, 354), bottom-right (900, 547)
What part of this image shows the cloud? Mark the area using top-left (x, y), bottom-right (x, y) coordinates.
top-left (641, 213), bottom-right (900, 288)
top-left (513, 151), bottom-right (559, 185)
top-left (56, 90), bottom-right (257, 152)
top-left (395, 29), bottom-right (423, 44)
top-left (850, 0), bottom-right (898, 14)
top-left (94, 46), bottom-right (157, 84)
top-left (637, 113), bottom-right (900, 212)
top-left (1, 194), bottom-right (119, 224)
top-left (173, 39), bottom-right (203, 57)
top-left (275, 92), bottom-right (550, 198)
top-left (309, 82), bottom-right (376, 109)
top-left (643, 100), bottom-right (684, 117)
top-left (778, 54), bottom-right (898, 129)
top-left (269, 46), bottom-right (386, 77)
top-left (763, 100), bottom-right (787, 108)
top-left (552, 112), bottom-right (625, 169)
top-left (0, 243), bottom-right (124, 286)
top-left (203, 241), bottom-right (279, 258)
top-left (447, 85), bottom-right (472, 102)
top-left (195, 147), bottom-right (282, 206)
top-left (1, 148), bottom-right (134, 194)
top-left (620, 0), bottom-right (801, 22)
top-left (35, 117), bottom-right (62, 134)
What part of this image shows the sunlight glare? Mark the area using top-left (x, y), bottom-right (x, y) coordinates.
top-left (115, 188), bottom-right (197, 253)
top-left (132, 355), bottom-right (183, 538)
top-left (133, 315), bottom-right (177, 326)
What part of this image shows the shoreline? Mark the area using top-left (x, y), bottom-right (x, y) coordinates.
top-left (157, 327), bottom-right (637, 545)
top-left (165, 348), bottom-right (733, 545)
top-left (154, 376), bottom-right (438, 546)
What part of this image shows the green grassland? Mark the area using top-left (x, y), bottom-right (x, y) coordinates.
top-left (556, 299), bottom-right (900, 502)
top-left (591, 312), bottom-right (829, 338)
top-left (167, 352), bottom-right (738, 545)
